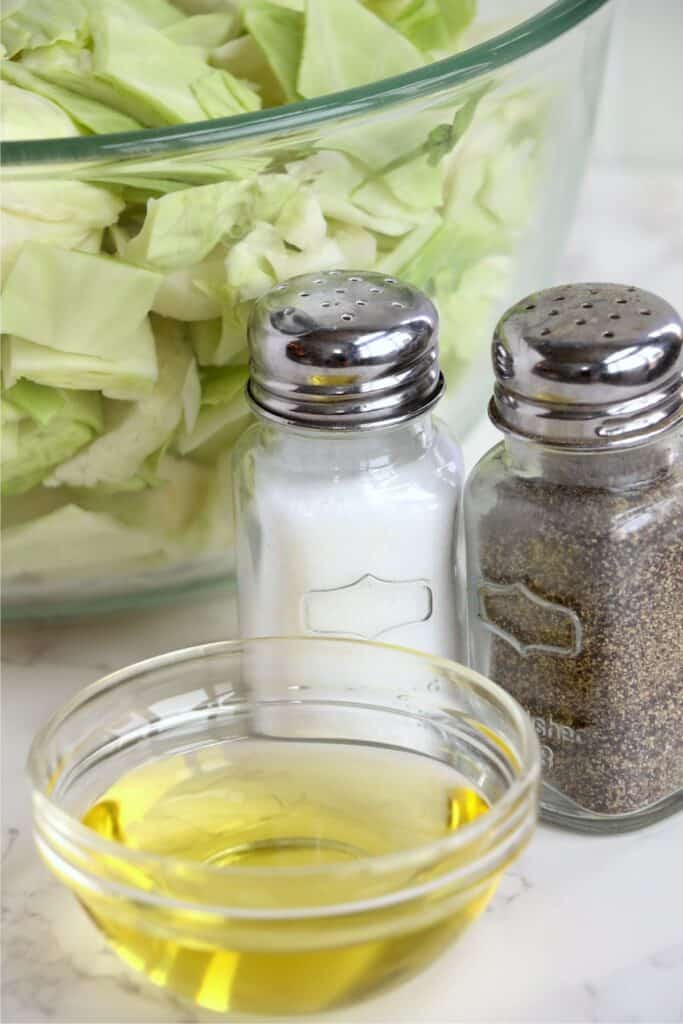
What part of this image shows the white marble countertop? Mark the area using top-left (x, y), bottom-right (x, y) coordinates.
top-left (3, 165), bottom-right (683, 1024)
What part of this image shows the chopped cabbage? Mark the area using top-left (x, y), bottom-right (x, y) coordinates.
top-left (243, 2), bottom-right (302, 103)
top-left (0, 178), bottom-right (124, 281)
top-left (2, 504), bottom-right (169, 574)
top-left (45, 318), bottom-right (191, 488)
top-left (1, 0), bottom-right (550, 589)
top-left (2, 243), bottom-right (161, 398)
top-left (1, 0), bottom-right (88, 59)
top-left (0, 78), bottom-right (79, 139)
top-left (298, 0), bottom-right (422, 98)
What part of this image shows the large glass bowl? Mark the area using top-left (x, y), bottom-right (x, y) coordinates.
top-left (2, 0), bottom-right (613, 618)
top-left (29, 637), bottom-right (540, 1016)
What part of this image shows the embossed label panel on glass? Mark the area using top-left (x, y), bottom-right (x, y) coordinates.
top-left (477, 579), bottom-right (582, 657)
top-left (303, 573), bottom-right (433, 640)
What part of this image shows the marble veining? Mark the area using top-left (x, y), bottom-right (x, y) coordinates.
top-left (3, 166), bottom-right (683, 1024)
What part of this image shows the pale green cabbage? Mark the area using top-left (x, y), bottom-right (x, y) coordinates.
top-left (1, 0), bottom-right (548, 587)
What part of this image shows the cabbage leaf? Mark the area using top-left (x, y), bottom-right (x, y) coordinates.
top-left (298, 0), bottom-right (423, 98)
top-left (45, 319), bottom-right (192, 488)
top-left (121, 181), bottom-right (251, 271)
top-left (1, 179), bottom-right (124, 282)
top-left (0, 0), bottom-right (87, 58)
top-left (2, 504), bottom-right (168, 574)
top-left (0, 79), bottom-right (79, 139)
top-left (243, 1), bottom-right (303, 103)
top-left (2, 243), bottom-right (160, 360)
top-left (1, 60), bottom-right (142, 133)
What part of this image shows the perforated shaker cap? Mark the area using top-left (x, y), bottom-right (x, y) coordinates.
top-left (490, 283), bottom-right (683, 449)
top-left (246, 270), bottom-right (444, 430)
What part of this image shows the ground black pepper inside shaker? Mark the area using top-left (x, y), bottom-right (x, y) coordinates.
top-left (464, 282), bottom-right (683, 833)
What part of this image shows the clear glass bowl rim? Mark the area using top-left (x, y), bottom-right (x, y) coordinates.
top-left (29, 636), bottom-right (540, 901)
top-left (4, 0), bottom-right (610, 167)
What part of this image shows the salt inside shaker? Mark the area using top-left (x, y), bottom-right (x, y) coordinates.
top-left (464, 282), bottom-right (683, 833)
top-left (233, 270), bottom-right (464, 658)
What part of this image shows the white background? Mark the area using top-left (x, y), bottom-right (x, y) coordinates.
top-left (594, 0), bottom-right (683, 169)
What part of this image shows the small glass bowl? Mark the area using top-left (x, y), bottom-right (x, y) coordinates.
top-left (29, 637), bottom-right (540, 1017)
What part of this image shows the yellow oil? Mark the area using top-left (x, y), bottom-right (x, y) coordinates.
top-left (79, 740), bottom-right (493, 1015)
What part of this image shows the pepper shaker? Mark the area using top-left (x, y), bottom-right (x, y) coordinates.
top-left (464, 282), bottom-right (683, 832)
top-left (233, 270), bottom-right (464, 658)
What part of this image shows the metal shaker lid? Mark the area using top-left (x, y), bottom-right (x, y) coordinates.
top-left (490, 283), bottom-right (683, 449)
top-left (246, 270), bottom-right (444, 430)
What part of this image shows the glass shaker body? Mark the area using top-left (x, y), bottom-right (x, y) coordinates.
top-left (464, 431), bottom-right (683, 832)
top-left (234, 412), bottom-right (464, 659)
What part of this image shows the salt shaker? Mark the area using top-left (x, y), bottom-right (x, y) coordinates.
top-left (233, 270), bottom-right (464, 658)
top-left (464, 283), bottom-right (683, 832)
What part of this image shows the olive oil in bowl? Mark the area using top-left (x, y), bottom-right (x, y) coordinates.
top-left (30, 639), bottom-right (539, 1017)
top-left (81, 739), bottom-right (490, 1015)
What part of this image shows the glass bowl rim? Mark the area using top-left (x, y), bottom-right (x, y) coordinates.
top-left (4, 0), bottom-right (610, 167)
top-left (29, 635), bottom-right (540, 901)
